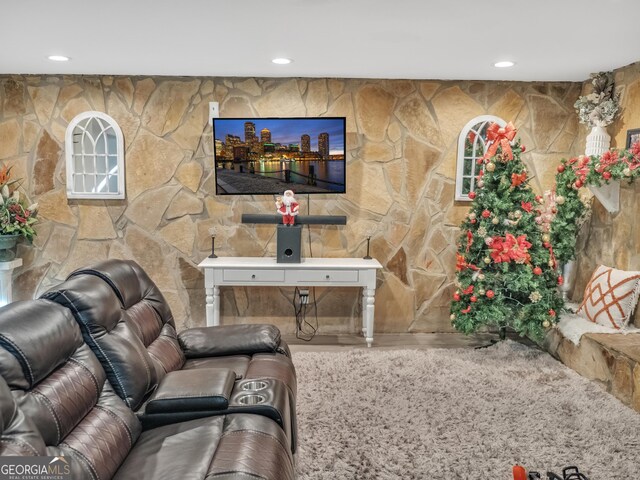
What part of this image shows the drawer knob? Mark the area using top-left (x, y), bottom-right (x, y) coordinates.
top-left (325, 275), bottom-right (330, 279)
top-left (251, 274), bottom-right (256, 279)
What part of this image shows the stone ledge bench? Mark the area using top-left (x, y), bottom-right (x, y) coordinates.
top-left (545, 328), bottom-right (640, 412)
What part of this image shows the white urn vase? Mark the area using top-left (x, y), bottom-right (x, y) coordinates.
top-left (585, 125), bottom-right (611, 157)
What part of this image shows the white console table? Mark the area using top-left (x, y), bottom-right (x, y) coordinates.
top-left (198, 257), bottom-right (383, 346)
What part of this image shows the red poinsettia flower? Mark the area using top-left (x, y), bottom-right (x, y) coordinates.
top-left (456, 253), bottom-right (479, 272)
top-left (600, 150), bottom-right (619, 168)
top-left (521, 201), bottom-right (533, 213)
top-left (455, 253), bottom-right (467, 271)
top-left (485, 290), bottom-right (495, 299)
top-left (572, 155), bottom-right (590, 183)
top-left (510, 234), bottom-right (532, 261)
top-left (489, 237), bottom-right (509, 263)
top-left (489, 233), bottom-right (532, 263)
top-left (624, 151), bottom-right (640, 170)
top-left (453, 293), bottom-right (460, 301)
top-left (511, 172), bottom-right (527, 187)
top-left (549, 309), bottom-right (556, 317)
top-left (461, 306), bottom-right (472, 314)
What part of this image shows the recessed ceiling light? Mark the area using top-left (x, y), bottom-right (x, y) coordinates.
top-left (494, 61), bottom-right (515, 68)
top-left (48, 55), bottom-right (70, 62)
top-left (272, 58), bottom-right (292, 65)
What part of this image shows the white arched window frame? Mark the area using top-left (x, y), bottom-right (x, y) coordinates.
top-left (455, 115), bottom-right (506, 201)
top-left (65, 111), bottom-right (125, 199)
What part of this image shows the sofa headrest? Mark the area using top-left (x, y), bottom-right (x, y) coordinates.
top-left (42, 274), bottom-right (123, 333)
top-left (0, 376), bottom-right (46, 456)
top-left (0, 300), bottom-right (83, 389)
top-left (69, 259), bottom-right (174, 326)
top-left (43, 272), bottom-right (159, 410)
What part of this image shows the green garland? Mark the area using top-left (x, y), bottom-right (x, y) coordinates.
top-left (550, 160), bottom-right (584, 265)
top-left (551, 144), bottom-right (640, 265)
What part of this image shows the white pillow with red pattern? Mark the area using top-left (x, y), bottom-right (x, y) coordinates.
top-left (577, 265), bottom-right (640, 329)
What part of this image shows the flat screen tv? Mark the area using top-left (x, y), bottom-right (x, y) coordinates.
top-left (213, 117), bottom-right (346, 195)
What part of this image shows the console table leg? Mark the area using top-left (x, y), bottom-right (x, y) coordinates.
top-left (364, 288), bottom-right (375, 347)
top-left (206, 286), bottom-right (221, 327)
top-left (212, 286), bottom-right (220, 326)
top-left (361, 289), bottom-right (367, 336)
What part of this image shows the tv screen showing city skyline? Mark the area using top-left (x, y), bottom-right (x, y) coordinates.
top-left (214, 118), bottom-right (345, 154)
top-left (212, 117), bottom-right (346, 195)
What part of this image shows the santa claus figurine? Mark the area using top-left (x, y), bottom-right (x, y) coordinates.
top-left (276, 190), bottom-right (300, 226)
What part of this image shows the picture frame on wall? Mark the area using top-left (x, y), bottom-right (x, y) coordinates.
top-left (626, 128), bottom-right (640, 149)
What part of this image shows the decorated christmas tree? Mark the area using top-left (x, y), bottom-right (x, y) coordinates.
top-left (450, 123), bottom-right (564, 341)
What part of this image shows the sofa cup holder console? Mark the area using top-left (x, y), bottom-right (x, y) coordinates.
top-left (140, 376), bottom-right (295, 452)
top-left (229, 378), bottom-right (292, 436)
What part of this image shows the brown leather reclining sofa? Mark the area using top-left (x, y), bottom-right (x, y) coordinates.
top-left (0, 260), bottom-right (297, 480)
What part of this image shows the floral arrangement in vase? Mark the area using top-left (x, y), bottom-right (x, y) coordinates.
top-left (0, 165), bottom-right (38, 260)
top-left (574, 71), bottom-right (620, 128)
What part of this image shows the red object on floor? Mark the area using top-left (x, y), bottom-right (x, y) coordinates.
top-left (513, 465), bottom-right (527, 480)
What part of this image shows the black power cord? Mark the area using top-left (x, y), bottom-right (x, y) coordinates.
top-left (291, 194), bottom-right (319, 341)
top-left (292, 286), bottom-right (317, 341)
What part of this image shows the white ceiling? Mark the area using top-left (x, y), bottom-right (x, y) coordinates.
top-left (2, 0), bottom-right (640, 82)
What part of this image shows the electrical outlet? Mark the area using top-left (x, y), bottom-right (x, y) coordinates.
top-left (208, 102), bottom-right (219, 126)
top-left (299, 289), bottom-right (309, 304)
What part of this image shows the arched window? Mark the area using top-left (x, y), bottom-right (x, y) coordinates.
top-left (455, 115), bottom-right (506, 201)
top-left (65, 111), bottom-right (125, 199)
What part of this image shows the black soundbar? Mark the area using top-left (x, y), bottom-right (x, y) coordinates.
top-left (241, 214), bottom-right (347, 225)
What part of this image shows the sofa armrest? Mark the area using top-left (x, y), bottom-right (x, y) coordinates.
top-left (178, 324), bottom-right (287, 358)
top-left (144, 368), bottom-right (235, 414)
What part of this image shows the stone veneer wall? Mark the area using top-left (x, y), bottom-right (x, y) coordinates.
top-left (573, 61), bottom-right (640, 326)
top-left (0, 75), bottom-right (581, 333)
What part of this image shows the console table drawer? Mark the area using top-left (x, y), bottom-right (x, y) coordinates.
top-left (222, 269), bottom-right (285, 282)
top-left (302, 270), bottom-right (359, 283)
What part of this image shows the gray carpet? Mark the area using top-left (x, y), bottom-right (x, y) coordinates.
top-left (294, 341), bottom-right (640, 479)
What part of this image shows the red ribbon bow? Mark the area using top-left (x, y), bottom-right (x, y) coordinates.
top-left (485, 122), bottom-right (517, 160)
